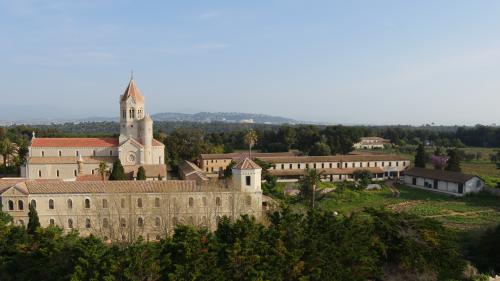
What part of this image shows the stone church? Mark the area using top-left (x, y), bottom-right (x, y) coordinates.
top-left (21, 78), bottom-right (166, 180)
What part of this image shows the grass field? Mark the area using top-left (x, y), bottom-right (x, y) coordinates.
top-left (278, 182), bottom-right (500, 230)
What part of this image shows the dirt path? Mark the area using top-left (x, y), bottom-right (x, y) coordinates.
top-left (386, 180), bottom-right (400, 198)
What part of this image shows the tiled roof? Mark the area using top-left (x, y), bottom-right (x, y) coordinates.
top-left (76, 174), bottom-right (108, 181)
top-left (121, 79), bottom-right (144, 102)
top-left (268, 167), bottom-right (384, 177)
top-left (179, 160), bottom-right (203, 175)
top-left (0, 179), bottom-right (62, 194)
top-left (152, 139), bottom-right (165, 147)
top-left (262, 154), bottom-right (408, 164)
top-left (27, 156), bottom-right (116, 164)
top-left (404, 167), bottom-right (477, 184)
top-left (200, 151), bottom-right (298, 160)
top-left (233, 158), bottom-right (261, 170)
top-left (31, 138), bottom-right (118, 148)
top-left (21, 180), bottom-right (230, 194)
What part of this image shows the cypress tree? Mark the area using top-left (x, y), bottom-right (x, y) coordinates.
top-left (445, 149), bottom-right (462, 172)
top-left (414, 144), bottom-right (427, 168)
top-left (27, 202), bottom-right (40, 234)
top-left (109, 159), bottom-right (126, 180)
top-left (137, 166), bottom-right (146, 180)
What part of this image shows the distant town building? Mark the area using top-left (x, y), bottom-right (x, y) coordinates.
top-left (353, 137), bottom-right (391, 149)
top-left (1, 158), bottom-right (263, 242)
top-left (21, 78), bottom-right (166, 180)
top-left (403, 167), bottom-right (484, 196)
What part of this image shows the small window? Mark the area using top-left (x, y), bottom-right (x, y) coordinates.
top-left (84, 198), bottom-right (91, 209)
top-left (216, 197), bottom-right (221, 207)
top-left (85, 218), bottom-right (91, 228)
top-left (202, 197), bottom-right (207, 206)
top-left (30, 200), bottom-right (36, 209)
top-left (246, 176), bottom-right (251, 186)
top-left (102, 199), bottom-right (108, 208)
top-left (121, 198), bottom-right (126, 208)
top-left (18, 200), bottom-right (24, 210)
top-left (155, 235), bottom-right (161, 241)
top-left (58, 151), bottom-right (62, 157)
top-left (155, 217), bottom-right (161, 227)
top-left (120, 218), bottom-right (126, 228)
top-left (103, 218), bottom-right (109, 228)
top-left (351, 163), bottom-right (355, 168)
top-left (245, 196), bottom-right (252, 206)
top-left (49, 199), bottom-right (54, 209)
top-left (189, 197), bottom-right (194, 207)
top-left (137, 217), bottom-right (144, 227)
top-left (76, 150), bottom-right (79, 157)
top-left (56, 170), bottom-right (60, 177)
top-left (154, 197), bottom-right (160, 207)
top-left (18, 220), bottom-right (24, 226)
top-left (49, 218), bottom-right (55, 226)
top-left (41, 151), bottom-right (45, 157)
top-left (93, 150), bottom-right (96, 156)
top-left (67, 199), bottom-right (73, 209)
top-left (281, 164), bottom-right (284, 169)
top-left (38, 170), bottom-right (42, 178)
top-left (289, 164), bottom-right (292, 169)
top-left (68, 219), bottom-right (74, 229)
top-left (74, 170), bottom-right (77, 177)
top-left (8, 200), bottom-right (14, 210)
top-left (321, 163), bottom-right (324, 169)
top-left (109, 150), bottom-right (113, 156)
top-left (298, 164), bottom-right (301, 169)
top-left (137, 198), bottom-right (143, 208)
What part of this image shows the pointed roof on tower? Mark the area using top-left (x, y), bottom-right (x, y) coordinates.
top-left (121, 78), bottom-right (144, 103)
top-left (233, 158), bottom-right (261, 170)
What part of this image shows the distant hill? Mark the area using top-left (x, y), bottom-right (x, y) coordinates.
top-left (151, 112), bottom-right (301, 125)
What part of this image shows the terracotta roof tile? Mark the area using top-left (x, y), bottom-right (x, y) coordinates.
top-left (262, 154), bottom-right (408, 164)
top-left (27, 156), bottom-right (116, 164)
top-left (233, 158), bottom-right (261, 170)
top-left (200, 151), bottom-right (298, 160)
top-left (31, 138), bottom-right (118, 148)
top-left (269, 167), bottom-right (384, 177)
top-left (120, 79), bottom-right (144, 102)
top-left (404, 167), bottom-right (477, 184)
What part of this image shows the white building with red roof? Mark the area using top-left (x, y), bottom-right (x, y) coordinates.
top-left (21, 78), bottom-right (166, 180)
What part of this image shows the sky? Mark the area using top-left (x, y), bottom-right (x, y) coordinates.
top-left (1, 0), bottom-right (500, 125)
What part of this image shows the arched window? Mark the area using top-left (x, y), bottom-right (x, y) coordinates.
top-left (216, 215), bottom-right (222, 225)
top-left (121, 198), bottom-right (126, 208)
top-left (49, 218), bottom-right (55, 226)
top-left (216, 197), bottom-right (221, 207)
top-left (154, 197), bottom-right (160, 207)
top-left (188, 197), bottom-right (194, 207)
top-left (38, 170), bottom-right (42, 178)
top-left (102, 199), bottom-right (108, 208)
top-left (93, 150), bottom-right (96, 156)
top-left (41, 151), bottom-right (45, 157)
top-left (102, 218), bottom-right (109, 228)
top-left (18, 200), bottom-right (24, 210)
top-left (155, 217), bottom-right (161, 227)
top-left (76, 150), bottom-right (79, 157)
top-left (68, 219), bottom-right (73, 229)
top-left (245, 196), bottom-right (252, 206)
top-left (58, 151), bottom-right (62, 157)
top-left (85, 218), bottom-right (91, 228)
top-left (120, 218), bottom-right (126, 228)
top-left (8, 200), bottom-right (14, 210)
top-left (74, 170), bottom-right (77, 176)
top-left (121, 234), bottom-right (126, 241)
top-left (137, 217), bottom-right (144, 227)
top-left (48, 199), bottom-right (54, 209)
top-left (84, 198), bottom-right (90, 209)
top-left (109, 150), bottom-right (113, 156)
top-left (56, 170), bottom-right (60, 177)
top-left (67, 199), bottom-right (73, 209)
top-left (137, 198), bottom-right (143, 208)
top-left (30, 200), bottom-right (36, 209)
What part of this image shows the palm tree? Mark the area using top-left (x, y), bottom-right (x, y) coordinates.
top-left (0, 138), bottom-right (15, 176)
top-left (299, 168), bottom-right (324, 209)
top-left (244, 130), bottom-right (258, 158)
top-left (97, 162), bottom-right (109, 181)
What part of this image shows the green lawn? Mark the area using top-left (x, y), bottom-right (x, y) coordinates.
top-left (279, 183), bottom-right (500, 230)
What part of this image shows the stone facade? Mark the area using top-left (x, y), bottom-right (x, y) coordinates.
top-left (21, 78), bottom-right (166, 180)
top-left (1, 159), bottom-right (263, 242)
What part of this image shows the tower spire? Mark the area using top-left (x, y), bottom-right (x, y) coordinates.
top-left (130, 70), bottom-right (134, 81)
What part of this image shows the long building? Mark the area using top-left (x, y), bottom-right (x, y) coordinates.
top-left (1, 158), bottom-right (263, 242)
top-left (197, 152), bottom-right (410, 182)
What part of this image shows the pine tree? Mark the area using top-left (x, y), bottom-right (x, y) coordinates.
top-left (109, 159), bottom-right (126, 180)
top-left (414, 144), bottom-right (427, 168)
top-left (445, 149), bottom-right (462, 172)
top-left (137, 166), bottom-right (146, 180)
top-left (27, 202), bottom-right (40, 234)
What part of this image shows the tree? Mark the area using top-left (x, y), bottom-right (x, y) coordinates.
top-left (309, 142), bottom-right (331, 156)
top-left (353, 170), bottom-right (373, 186)
top-left (299, 169), bottom-right (323, 208)
top-left (97, 162), bottom-right (109, 181)
top-left (27, 202), bottom-right (40, 235)
top-left (445, 148), bottom-right (462, 172)
top-left (223, 161), bottom-right (236, 179)
top-left (414, 144), bottom-right (427, 168)
top-left (136, 166), bottom-right (146, 180)
top-left (244, 129), bottom-right (258, 158)
top-left (0, 138), bottom-right (15, 175)
top-left (109, 159), bottom-right (126, 180)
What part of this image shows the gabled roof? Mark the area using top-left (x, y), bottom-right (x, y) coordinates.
top-left (404, 167), bottom-right (477, 184)
top-left (233, 158), bottom-right (261, 170)
top-left (31, 138), bottom-right (118, 148)
top-left (268, 167), bottom-right (384, 177)
top-left (121, 79), bottom-right (144, 102)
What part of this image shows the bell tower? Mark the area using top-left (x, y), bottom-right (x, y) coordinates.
top-left (119, 75), bottom-right (145, 143)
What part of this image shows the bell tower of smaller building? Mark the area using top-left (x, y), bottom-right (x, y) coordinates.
top-left (232, 158), bottom-right (262, 192)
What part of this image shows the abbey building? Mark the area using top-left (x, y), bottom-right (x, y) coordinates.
top-left (21, 78), bottom-right (166, 180)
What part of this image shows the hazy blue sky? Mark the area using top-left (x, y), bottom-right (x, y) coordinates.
top-left (1, 0), bottom-right (500, 125)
